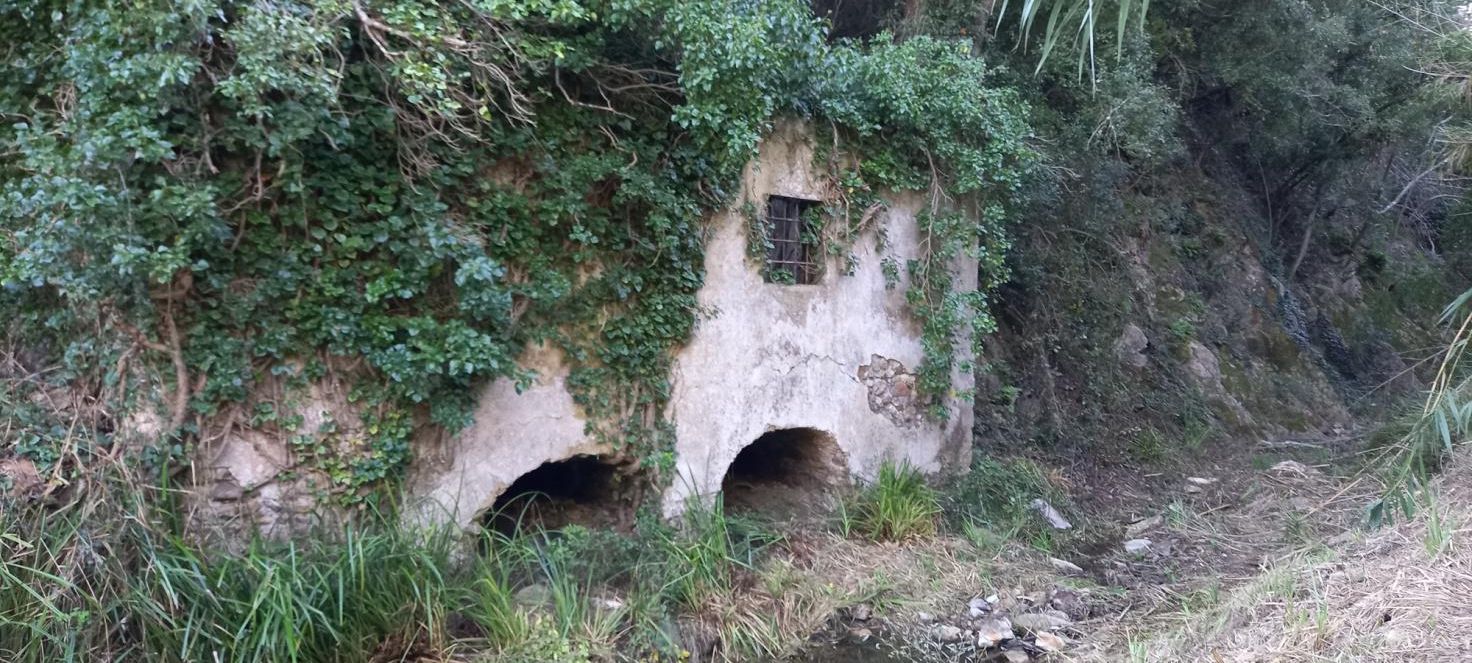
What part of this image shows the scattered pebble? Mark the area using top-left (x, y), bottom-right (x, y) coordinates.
top-left (1124, 538), bottom-right (1152, 554)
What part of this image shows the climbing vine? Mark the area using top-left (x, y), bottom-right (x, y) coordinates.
top-left (0, 0), bottom-right (1032, 499)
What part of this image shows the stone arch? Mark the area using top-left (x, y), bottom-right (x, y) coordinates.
top-left (481, 454), bottom-right (631, 534)
top-left (719, 427), bottom-right (848, 518)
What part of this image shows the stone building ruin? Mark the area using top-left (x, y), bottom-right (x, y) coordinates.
top-left (194, 122), bottom-right (978, 534)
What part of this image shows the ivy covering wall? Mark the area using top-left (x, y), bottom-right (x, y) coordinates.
top-left (0, 0), bottom-right (1033, 498)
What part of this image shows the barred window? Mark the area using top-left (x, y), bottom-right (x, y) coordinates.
top-left (764, 195), bottom-right (820, 285)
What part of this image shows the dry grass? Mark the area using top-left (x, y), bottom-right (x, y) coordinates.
top-left (1090, 453), bottom-right (1472, 662)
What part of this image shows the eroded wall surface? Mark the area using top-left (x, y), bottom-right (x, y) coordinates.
top-left (405, 343), bottom-right (604, 527)
top-left (660, 122), bottom-right (976, 514)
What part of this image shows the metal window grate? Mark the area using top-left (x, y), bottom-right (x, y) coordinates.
top-left (765, 196), bottom-right (820, 284)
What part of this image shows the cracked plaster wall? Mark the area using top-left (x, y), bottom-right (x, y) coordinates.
top-left (198, 122), bottom-right (976, 533)
top-left (660, 121), bottom-right (975, 514)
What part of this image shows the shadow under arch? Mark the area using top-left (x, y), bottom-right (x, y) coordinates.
top-left (481, 454), bottom-right (632, 535)
top-left (719, 427), bottom-right (848, 519)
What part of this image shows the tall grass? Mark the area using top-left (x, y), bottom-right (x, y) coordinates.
top-left (0, 466), bottom-right (786, 662)
top-left (656, 498), bottom-right (778, 610)
top-left (941, 456), bottom-right (1071, 553)
top-left (0, 473), bottom-right (466, 663)
top-left (846, 462), bottom-right (941, 541)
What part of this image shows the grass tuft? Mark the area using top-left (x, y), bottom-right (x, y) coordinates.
top-left (847, 462), bottom-right (941, 542)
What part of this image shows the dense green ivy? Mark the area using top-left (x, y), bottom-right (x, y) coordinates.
top-left (1, 0), bottom-right (1032, 498)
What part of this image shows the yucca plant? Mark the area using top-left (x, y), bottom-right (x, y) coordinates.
top-left (1368, 287), bottom-right (1472, 527)
top-left (994, 0), bottom-right (1151, 79)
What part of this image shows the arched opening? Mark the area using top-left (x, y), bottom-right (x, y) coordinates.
top-left (720, 427), bottom-right (847, 519)
top-left (484, 455), bottom-right (629, 534)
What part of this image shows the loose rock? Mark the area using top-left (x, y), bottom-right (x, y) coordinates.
top-left (850, 604), bottom-right (872, 621)
top-left (1034, 631), bottom-right (1066, 652)
top-left (1048, 588), bottom-right (1087, 619)
top-left (1030, 499), bottom-right (1072, 530)
top-left (1049, 557), bottom-right (1084, 574)
top-left (1012, 612), bottom-right (1070, 633)
top-left (1123, 538), bottom-right (1152, 554)
top-left (1114, 323), bottom-right (1150, 369)
top-left (513, 583), bottom-right (552, 608)
top-left (1041, 609), bottom-right (1073, 626)
top-left (975, 617), bottom-right (1013, 648)
top-left (932, 625), bottom-right (966, 642)
top-left (1186, 476), bottom-right (1217, 486)
top-left (968, 597), bottom-right (992, 618)
top-left (1271, 460), bottom-right (1316, 477)
top-left (916, 611), bottom-right (937, 623)
top-left (847, 627), bottom-right (873, 642)
top-left (1003, 649), bottom-right (1031, 663)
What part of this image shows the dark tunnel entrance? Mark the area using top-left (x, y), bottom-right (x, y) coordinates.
top-left (484, 455), bottom-right (628, 534)
top-left (720, 427), bottom-right (847, 520)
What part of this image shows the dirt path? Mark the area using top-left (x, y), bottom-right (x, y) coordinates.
top-left (782, 433), bottom-right (1390, 663)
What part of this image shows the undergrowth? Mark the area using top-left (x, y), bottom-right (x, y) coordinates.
top-left (0, 465), bottom-right (790, 663)
top-left (942, 456), bottom-right (1072, 551)
top-left (1, 455), bottom-right (1076, 662)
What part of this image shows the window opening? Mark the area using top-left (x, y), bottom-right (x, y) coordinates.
top-left (764, 196), bottom-right (821, 285)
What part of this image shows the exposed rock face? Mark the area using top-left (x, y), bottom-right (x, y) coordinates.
top-left (1114, 323), bottom-right (1150, 369)
top-left (1184, 340), bottom-right (1223, 385)
top-left (859, 355), bottom-right (925, 427)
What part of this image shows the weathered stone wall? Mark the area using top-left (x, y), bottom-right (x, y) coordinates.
top-left (187, 362), bottom-right (365, 543)
top-left (660, 121), bottom-right (975, 514)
